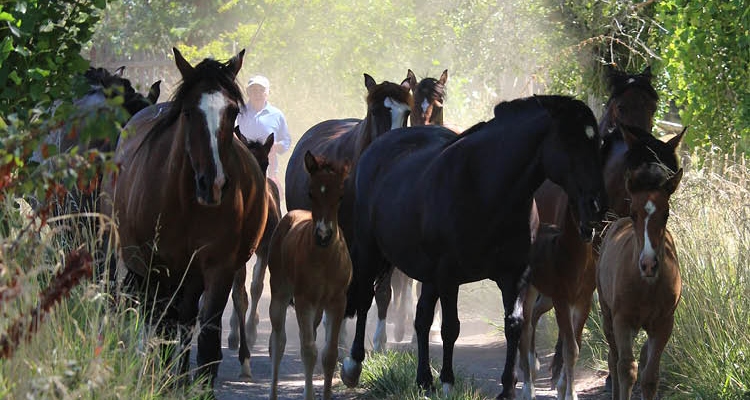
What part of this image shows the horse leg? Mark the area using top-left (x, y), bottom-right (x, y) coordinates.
top-left (322, 299), bottom-right (346, 400)
top-left (229, 264), bottom-right (251, 377)
top-left (295, 301), bottom-right (318, 400)
top-left (268, 283), bottom-right (291, 400)
top-left (342, 242), bottom-right (384, 388)
top-left (519, 284), bottom-right (540, 400)
top-left (438, 284), bottom-right (460, 396)
top-left (497, 270), bottom-right (527, 400)
top-left (530, 294), bottom-right (557, 389)
top-left (552, 299), bottom-right (579, 400)
top-left (599, 300), bottom-right (620, 398)
top-left (196, 269), bottom-right (234, 388)
top-left (247, 249), bottom-right (268, 347)
top-left (373, 266), bottom-right (393, 352)
top-left (613, 316), bottom-right (637, 400)
top-left (640, 318), bottom-right (674, 400)
top-left (391, 268), bottom-right (410, 342)
top-left (414, 281), bottom-right (439, 393)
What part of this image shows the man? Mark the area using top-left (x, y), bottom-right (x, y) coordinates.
top-left (235, 75), bottom-right (292, 195)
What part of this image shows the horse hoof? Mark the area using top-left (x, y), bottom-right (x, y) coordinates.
top-left (238, 359), bottom-right (252, 380)
top-left (341, 357), bottom-right (362, 388)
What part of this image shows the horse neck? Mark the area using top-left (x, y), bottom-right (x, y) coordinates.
top-left (461, 118), bottom-right (548, 219)
top-left (355, 110), bottom-right (384, 157)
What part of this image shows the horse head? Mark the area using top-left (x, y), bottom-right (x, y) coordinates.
top-left (600, 65), bottom-right (659, 146)
top-left (625, 165), bottom-right (683, 283)
top-left (359, 73), bottom-right (413, 153)
top-left (407, 69), bottom-right (447, 126)
top-left (538, 96), bottom-right (607, 241)
top-left (303, 151), bottom-right (350, 247)
top-left (171, 47), bottom-right (245, 206)
top-left (240, 132), bottom-right (274, 176)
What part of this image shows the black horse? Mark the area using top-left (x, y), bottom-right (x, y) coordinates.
top-left (341, 95), bottom-right (607, 399)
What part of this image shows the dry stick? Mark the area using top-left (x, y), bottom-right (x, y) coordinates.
top-left (0, 249), bottom-right (93, 359)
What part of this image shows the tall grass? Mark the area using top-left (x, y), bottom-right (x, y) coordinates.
top-left (0, 197), bottom-right (210, 399)
top-left (661, 150), bottom-right (750, 399)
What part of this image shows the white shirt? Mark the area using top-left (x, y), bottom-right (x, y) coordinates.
top-left (235, 102), bottom-right (291, 153)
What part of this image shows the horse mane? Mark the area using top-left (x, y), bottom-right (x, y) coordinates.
top-left (416, 76), bottom-right (446, 103)
top-left (366, 80), bottom-right (412, 108)
top-left (148, 57), bottom-right (245, 139)
top-left (626, 163), bottom-right (674, 193)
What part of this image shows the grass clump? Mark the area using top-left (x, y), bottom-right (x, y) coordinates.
top-left (358, 350), bottom-right (490, 400)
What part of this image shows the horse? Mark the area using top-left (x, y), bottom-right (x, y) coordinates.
top-left (285, 72), bottom-right (412, 350)
top-left (520, 65), bottom-right (668, 397)
top-left (341, 95), bottom-right (608, 399)
top-left (373, 68), bottom-right (450, 346)
top-left (268, 151), bottom-right (351, 400)
top-left (519, 124), bottom-right (684, 399)
top-left (226, 132), bottom-right (283, 378)
top-left (597, 164), bottom-right (683, 400)
top-left (101, 48), bottom-right (268, 389)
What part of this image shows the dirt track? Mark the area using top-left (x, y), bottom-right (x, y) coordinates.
top-left (197, 256), bottom-right (610, 399)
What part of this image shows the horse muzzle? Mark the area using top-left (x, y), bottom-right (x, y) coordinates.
top-left (314, 220), bottom-right (334, 247)
top-left (195, 173), bottom-right (225, 206)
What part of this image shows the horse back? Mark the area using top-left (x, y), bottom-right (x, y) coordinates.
top-left (286, 118), bottom-right (360, 213)
top-left (597, 218), bottom-right (681, 327)
top-left (269, 210), bottom-right (352, 304)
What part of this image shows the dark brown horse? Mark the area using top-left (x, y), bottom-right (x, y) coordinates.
top-left (269, 152), bottom-right (351, 400)
top-left (343, 95), bottom-right (607, 399)
top-left (227, 132), bottom-right (283, 378)
top-left (102, 48), bottom-right (267, 389)
top-left (597, 164), bottom-right (683, 400)
top-left (519, 66), bottom-right (672, 398)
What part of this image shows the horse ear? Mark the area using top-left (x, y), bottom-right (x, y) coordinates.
top-left (641, 65), bottom-right (653, 80)
top-left (263, 133), bottom-right (275, 155)
top-left (407, 69), bottom-right (417, 90)
top-left (114, 66), bottom-right (125, 77)
top-left (667, 126), bottom-right (687, 152)
top-left (364, 73), bottom-right (377, 91)
top-left (304, 150), bottom-right (319, 174)
top-left (439, 69), bottom-right (448, 85)
top-left (227, 49), bottom-right (245, 78)
top-left (148, 80), bottom-right (161, 104)
top-left (663, 168), bottom-right (683, 195)
top-left (173, 47), bottom-right (194, 78)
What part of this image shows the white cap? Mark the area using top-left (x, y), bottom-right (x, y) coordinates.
top-left (247, 75), bottom-right (270, 89)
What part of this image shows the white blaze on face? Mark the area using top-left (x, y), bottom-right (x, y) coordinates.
top-left (585, 125), bottom-right (596, 140)
top-left (421, 98), bottom-right (430, 113)
top-left (199, 92), bottom-right (227, 192)
top-left (383, 96), bottom-right (410, 129)
top-left (642, 200), bottom-right (657, 260)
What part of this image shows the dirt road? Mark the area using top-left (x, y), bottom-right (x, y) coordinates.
top-left (198, 259), bottom-right (610, 399)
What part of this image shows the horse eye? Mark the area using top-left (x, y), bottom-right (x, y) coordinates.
top-left (308, 191), bottom-right (313, 199)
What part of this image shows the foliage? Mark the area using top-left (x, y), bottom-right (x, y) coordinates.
top-left (654, 0), bottom-right (750, 153)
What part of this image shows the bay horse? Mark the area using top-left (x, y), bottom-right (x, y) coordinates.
top-left (597, 164), bottom-right (683, 400)
top-left (226, 132), bottom-right (283, 378)
top-left (342, 95), bottom-right (607, 399)
top-left (285, 72), bottom-right (412, 349)
top-left (373, 68), bottom-right (450, 347)
top-left (520, 65), bottom-right (667, 397)
top-left (268, 151), bottom-right (351, 400)
top-left (102, 48), bottom-right (267, 389)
